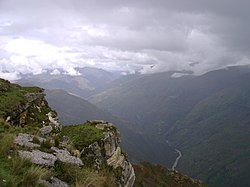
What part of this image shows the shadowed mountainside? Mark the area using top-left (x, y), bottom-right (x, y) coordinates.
top-left (90, 65), bottom-right (250, 187)
top-left (45, 89), bottom-right (177, 167)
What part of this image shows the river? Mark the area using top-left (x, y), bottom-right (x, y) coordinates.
top-left (171, 149), bottom-right (182, 170)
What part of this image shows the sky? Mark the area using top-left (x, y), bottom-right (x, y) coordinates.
top-left (1, 0), bottom-right (250, 80)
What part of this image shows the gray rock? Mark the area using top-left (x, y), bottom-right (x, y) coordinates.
top-left (103, 131), bottom-right (118, 157)
top-left (89, 120), bottom-right (107, 124)
top-left (47, 112), bottom-right (61, 130)
top-left (107, 147), bottom-right (125, 168)
top-left (18, 150), bottom-right (57, 167)
top-left (107, 147), bottom-right (135, 187)
top-left (40, 177), bottom-right (69, 187)
top-left (25, 93), bottom-right (45, 103)
top-left (124, 163), bottom-right (135, 187)
top-left (86, 142), bottom-right (102, 157)
top-left (40, 126), bottom-right (53, 136)
top-left (95, 123), bottom-right (106, 130)
top-left (14, 133), bottom-right (40, 149)
top-left (51, 147), bottom-right (83, 166)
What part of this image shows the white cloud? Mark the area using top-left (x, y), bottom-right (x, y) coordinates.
top-left (50, 69), bottom-right (61, 75)
top-left (1, 0), bottom-right (250, 80)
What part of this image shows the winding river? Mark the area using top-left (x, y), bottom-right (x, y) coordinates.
top-left (171, 149), bottom-right (182, 170)
top-left (166, 140), bottom-right (182, 170)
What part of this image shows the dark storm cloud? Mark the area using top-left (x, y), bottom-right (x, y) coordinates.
top-left (0, 0), bottom-right (250, 80)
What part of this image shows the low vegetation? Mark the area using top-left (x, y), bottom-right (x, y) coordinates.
top-left (61, 123), bottom-right (104, 150)
top-left (55, 161), bottom-right (116, 186)
top-left (133, 162), bottom-right (207, 187)
top-left (0, 113), bottom-right (117, 187)
top-left (0, 128), bottom-right (50, 187)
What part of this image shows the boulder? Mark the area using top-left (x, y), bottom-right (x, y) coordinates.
top-left (40, 177), bottom-right (69, 187)
top-left (18, 150), bottom-right (57, 167)
top-left (51, 147), bottom-right (83, 166)
top-left (14, 133), bottom-right (40, 149)
top-left (47, 112), bottom-right (61, 129)
top-left (40, 126), bottom-right (53, 136)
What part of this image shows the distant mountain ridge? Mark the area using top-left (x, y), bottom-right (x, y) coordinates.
top-left (89, 65), bottom-right (250, 187)
top-left (18, 67), bottom-right (122, 98)
top-left (15, 65), bottom-right (250, 186)
top-left (45, 89), bottom-right (177, 167)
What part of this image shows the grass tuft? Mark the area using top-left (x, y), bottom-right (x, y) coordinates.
top-left (21, 165), bottom-right (51, 186)
top-left (0, 133), bottom-right (14, 155)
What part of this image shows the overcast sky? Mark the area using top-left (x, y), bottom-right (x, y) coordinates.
top-left (1, 0), bottom-right (250, 80)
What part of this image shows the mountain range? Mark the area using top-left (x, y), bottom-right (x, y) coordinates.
top-left (17, 65), bottom-right (250, 187)
top-left (45, 89), bottom-right (177, 167)
top-left (89, 65), bottom-right (250, 187)
top-left (18, 67), bottom-right (121, 98)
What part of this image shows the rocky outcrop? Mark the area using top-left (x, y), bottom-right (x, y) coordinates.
top-left (39, 177), bottom-right (69, 187)
top-left (47, 112), bottom-right (61, 131)
top-left (14, 133), bottom-right (41, 149)
top-left (18, 150), bottom-right (57, 167)
top-left (82, 120), bottom-right (135, 187)
top-left (18, 148), bottom-right (83, 168)
top-left (15, 120), bottom-right (135, 187)
top-left (40, 125), bottom-right (53, 136)
top-left (14, 132), bottom-right (83, 168)
top-left (107, 147), bottom-right (135, 187)
top-left (0, 79), bottom-right (135, 187)
top-left (51, 147), bottom-right (83, 166)
top-left (5, 90), bottom-right (58, 129)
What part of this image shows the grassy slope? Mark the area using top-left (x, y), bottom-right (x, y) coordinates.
top-left (0, 79), bottom-right (42, 117)
top-left (61, 123), bottom-right (104, 149)
top-left (0, 81), bottom-right (118, 186)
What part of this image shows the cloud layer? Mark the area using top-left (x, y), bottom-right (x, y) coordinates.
top-left (1, 0), bottom-right (250, 80)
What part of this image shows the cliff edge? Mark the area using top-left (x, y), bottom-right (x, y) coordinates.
top-left (0, 79), bottom-right (135, 187)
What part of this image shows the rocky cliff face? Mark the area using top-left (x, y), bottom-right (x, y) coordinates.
top-left (82, 120), bottom-right (135, 187)
top-left (0, 79), bottom-right (135, 187)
